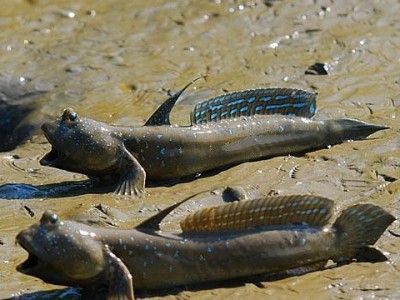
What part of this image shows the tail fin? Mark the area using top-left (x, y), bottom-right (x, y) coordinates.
top-left (333, 204), bottom-right (395, 262)
top-left (325, 118), bottom-right (389, 142)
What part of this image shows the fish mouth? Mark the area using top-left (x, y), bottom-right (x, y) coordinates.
top-left (16, 236), bottom-right (74, 286)
top-left (16, 238), bottom-right (43, 275)
top-left (40, 126), bottom-right (66, 166)
top-left (17, 245), bottom-right (39, 273)
top-left (40, 146), bottom-right (64, 166)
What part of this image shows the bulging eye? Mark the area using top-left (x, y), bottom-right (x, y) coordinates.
top-left (41, 210), bottom-right (59, 225)
top-left (62, 108), bottom-right (78, 123)
top-left (69, 112), bottom-right (77, 121)
top-left (50, 214), bottom-right (58, 224)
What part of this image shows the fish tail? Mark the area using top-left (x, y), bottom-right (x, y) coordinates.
top-left (332, 203), bottom-right (394, 262)
top-left (325, 119), bottom-right (389, 142)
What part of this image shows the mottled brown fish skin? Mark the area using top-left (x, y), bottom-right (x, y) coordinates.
top-left (40, 108), bottom-right (388, 195)
top-left (16, 196), bottom-right (394, 295)
top-left (16, 213), bottom-right (335, 290)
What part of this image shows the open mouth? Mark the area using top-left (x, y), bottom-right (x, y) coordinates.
top-left (40, 123), bottom-right (66, 166)
top-left (40, 146), bottom-right (61, 166)
top-left (16, 242), bottom-right (40, 273)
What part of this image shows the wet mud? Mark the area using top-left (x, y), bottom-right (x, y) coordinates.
top-left (0, 0), bottom-right (399, 299)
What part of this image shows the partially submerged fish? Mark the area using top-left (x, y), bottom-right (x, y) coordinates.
top-left (40, 81), bottom-right (388, 195)
top-left (16, 195), bottom-right (394, 299)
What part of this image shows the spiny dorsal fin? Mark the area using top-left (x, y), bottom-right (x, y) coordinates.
top-left (191, 88), bottom-right (317, 125)
top-left (144, 76), bottom-right (206, 126)
top-left (135, 190), bottom-right (209, 231)
top-left (180, 195), bottom-right (333, 233)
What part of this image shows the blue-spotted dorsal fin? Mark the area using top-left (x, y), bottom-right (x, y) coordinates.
top-left (191, 88), bottom-right (317, 124)
top-left (180, 195), bottom-right (333, 233)
top-left (144, 76), bottom-right (206, 126)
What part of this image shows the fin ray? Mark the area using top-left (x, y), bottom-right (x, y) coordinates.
top-left (333, 203), bottom-right (395, 262)
top-left (180, 195), bottom-right (333, 233)
top-left (104, 246), bottom-right (135, 300)
top-left (191, 88), bottom-right (317, 124)
top-left (145, 76), bottom-right (205, 126)
top-left (135, 190), bottom-right (209, 231)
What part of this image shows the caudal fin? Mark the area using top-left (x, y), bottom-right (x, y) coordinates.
top-left (326, 119), bottom-right (389, 142)
top-left (333, 203), bottom-right (395, 262)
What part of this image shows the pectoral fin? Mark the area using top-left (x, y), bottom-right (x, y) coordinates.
top-left (115, 144), bottom-right (146, 196)
top-left (104, 245), bottom-right (135, 300)
top-left (191, 88), bottom-right (317, 124)
top-left (144, 76), bottom-right (206, 126)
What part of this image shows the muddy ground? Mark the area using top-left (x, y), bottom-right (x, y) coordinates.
top-left (0, 0), bottom-right (399, 299)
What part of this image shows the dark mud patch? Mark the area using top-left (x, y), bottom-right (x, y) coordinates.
top-left (0, 74), bottom-right (47, 152)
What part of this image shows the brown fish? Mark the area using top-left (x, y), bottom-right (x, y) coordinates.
top-left (16, 195), bottom-right (394, 299)
top-left (39, 84), bottom-right (388, 196)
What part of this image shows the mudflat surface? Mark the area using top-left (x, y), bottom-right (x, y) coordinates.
top-left (0, 0), bottom-right (399, 299)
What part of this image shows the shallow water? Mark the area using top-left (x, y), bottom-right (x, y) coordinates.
top-left (0, 0), bottom-right (399, 299)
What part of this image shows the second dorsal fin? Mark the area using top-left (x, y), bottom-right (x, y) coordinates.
top-left (144, 76), bottom-right (206, 126)
top-left (191, 88), bottom-right (317, 124)
top-left (180, 195), bottom-right (333, 233)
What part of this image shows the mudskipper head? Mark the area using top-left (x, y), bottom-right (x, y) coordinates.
top-left (40, 108), bottom-right (119, 175)
top-left (16, 211), bottom-right (106, 286)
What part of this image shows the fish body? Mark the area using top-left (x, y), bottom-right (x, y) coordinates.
top-left (94, 225), bottom-right (336, 289)
top-left (16, 195), bottom-right (394, 299)
top-left (123, 116), bottom-right (387, 180)
top-left (40, 86), bottom-right (388, 195)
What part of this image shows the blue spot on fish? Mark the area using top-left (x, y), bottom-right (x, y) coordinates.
top-left (211, 113), bottom-right (218, 119)
top-left (214, 97), bottom-right (222, 103)
top-left (157, 134), bottom-right (163, 139)
top-left (230, 108), bottom-right (237, 115)
top-left (293, 102), bottom-right (307, 108)
top-left (228, 99), bottom-right (245, 107)
top-left (221, 111), bottom-right (228, 117)
top-left (195, 111), bottom-right (200, 117)
top-left (240, 106), bottom-right (248, 112)
top-left (255, 105), bottom-right (263, 111)
top-left (310, 104), bottom-right (316, 114)
top-left (211, 104), bottom-right (224, 111)
top-left (260, 96), bottom-right (271, 102)
top-left (160, 148), bottom-right (166, 155)
top-left (248, 96), bottom-right (256, 103)
top-left (165, 242), bottom-right (171, 248)
top-left (266, 103), bottom-right (291, 110)
top-left (173, 250), bottom-right (180, 258)
top-left (292, 94), bottom-right (305, 99)
top-left (276, 95), bottom-right (288, 100)
top-left (279, 125), bottom-right (285, 132)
